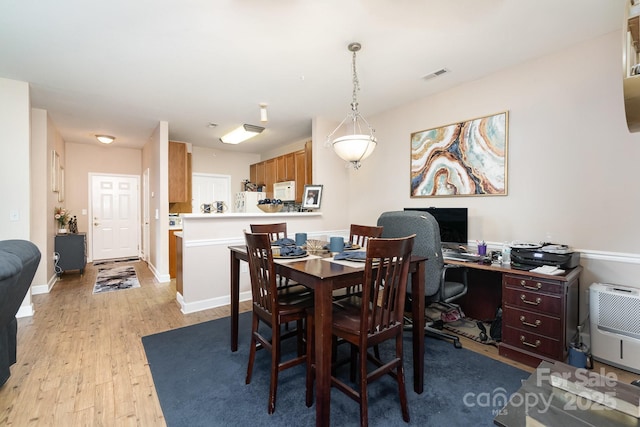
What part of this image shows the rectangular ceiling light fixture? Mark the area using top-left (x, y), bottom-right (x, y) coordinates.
top-left (220, 124), bottom-right (265, 144)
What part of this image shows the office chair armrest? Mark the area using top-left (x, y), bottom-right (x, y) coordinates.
top-left (442, 263), bottom-right (468, 285)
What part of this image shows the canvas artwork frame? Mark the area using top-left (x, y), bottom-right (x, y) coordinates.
top-left (51, 150), bottom-right (60, 192)
top-left (302, 185), bottom-right (323, 210)
top-left (410, 111), bottom-right (508, 197)
top-left (58, 166), bottom-right (65, 202)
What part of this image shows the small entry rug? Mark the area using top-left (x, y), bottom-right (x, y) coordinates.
top-left (93, 264), bottom-right (140, 294)
top-left (93, 256), bottom-right (140, 266)
top-left (142, 312), bottom-right (528, 427)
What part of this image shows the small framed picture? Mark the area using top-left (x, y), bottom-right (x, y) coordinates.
top-left (302, 185), bottom-right (323, 210)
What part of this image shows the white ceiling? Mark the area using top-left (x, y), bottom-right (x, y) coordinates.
top-left (0, 0), bottom-right (625, 154)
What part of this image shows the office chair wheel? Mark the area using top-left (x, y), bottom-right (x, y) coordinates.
top-left (476, 321), bottom-right (488, 342)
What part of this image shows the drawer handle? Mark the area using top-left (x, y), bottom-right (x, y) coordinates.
top-left (520, 336), bottom-right (541, 348)
top-left (520, 280), bottom-right (542, 291)
top-left (520, 295), bottom-right (542, 305)
top-left (519, 316), bottom-right (541, 328)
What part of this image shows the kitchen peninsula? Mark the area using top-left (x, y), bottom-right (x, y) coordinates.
top-left (176, 212), bottom-right (326, 314)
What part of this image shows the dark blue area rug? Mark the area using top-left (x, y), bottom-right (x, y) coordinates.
top-left (142, 312), bottom-right (528, 426)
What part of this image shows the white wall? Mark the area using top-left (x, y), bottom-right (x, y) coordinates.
top-left (191, 146), bottom-right (260, 194)
top-left (344, 31), bottom-right (640, 320)
top-left (0, 78), bottom-right (33, 315)
top-left (142, 122), bottom-right (170, 282)
top-left (0, 78), bottom-right (31, 240)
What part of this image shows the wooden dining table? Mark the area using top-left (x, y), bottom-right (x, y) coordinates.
top-left (228, 246), bottom-right (426, 427)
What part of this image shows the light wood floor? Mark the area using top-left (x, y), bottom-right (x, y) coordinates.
top-left (0, 261), bottom-right (636, 426)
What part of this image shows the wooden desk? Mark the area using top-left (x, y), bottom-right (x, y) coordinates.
top-left (446, 260), bottom-right (582, 368)
top-left (229, 246), bottom-right (426, 427)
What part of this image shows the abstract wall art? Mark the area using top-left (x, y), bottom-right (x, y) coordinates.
top-left (410, 111), bottom-right (508, 197)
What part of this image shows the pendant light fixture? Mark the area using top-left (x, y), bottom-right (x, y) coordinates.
top-left (327, 42), bottom-right (377, 169)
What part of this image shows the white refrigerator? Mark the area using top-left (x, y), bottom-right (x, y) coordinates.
top-left (234, 192), bottom-right (266, 213)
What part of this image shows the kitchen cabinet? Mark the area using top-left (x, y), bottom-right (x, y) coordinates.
top-left (276, 153), bottom-right (295, 182)
top-left (55, 233), bottom-right (86, 276)
top-left (176, 234), bottom-right (183, 295)
top-left (294, 144), bottom-right (311, 202)
top-left (169, 229), bottom-right (181, 278)
top-left (169, 153), bottom-right (193, 213)
top-left (264, 159), bottom-right (276, 199)
top-left (169, 141), bottom-right (188, 203)
top-left (249, 140), bottom-right (312, 202)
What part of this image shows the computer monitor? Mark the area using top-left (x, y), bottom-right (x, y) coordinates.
top-left (403, 207), bottom-right (468, 246)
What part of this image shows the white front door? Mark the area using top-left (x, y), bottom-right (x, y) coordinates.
top-left (91, 174), bottom-right (140, 261)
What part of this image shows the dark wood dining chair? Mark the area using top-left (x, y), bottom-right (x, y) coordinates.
top-left (332, 224), bottom-right (385, 366)
top-left (244, 231), bottom-right (313, 414)
top-left (306, 234), bottom-right (416, 427)
top-left (250, 222), bottom-right (288, 241)
top-left (249, 222), bottom-right (303, 293)
top-left (334, 224), bottom-right (384, 303)
top-left (349, 224), bottom-right (383, 247)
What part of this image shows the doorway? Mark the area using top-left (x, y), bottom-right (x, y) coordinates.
top-left (191, 173), bottom-right (231, 213)
top-left (90, 174), bottom-right (141, 261)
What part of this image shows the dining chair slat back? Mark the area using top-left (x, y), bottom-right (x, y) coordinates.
top-left (250, 222), bottom-right (287, 241)
top-left (307, 234), bottom-right (416, 427)
top-left (244, 231), bottom-right (312, 414)
top-left (349, 224), bottom-right (383, 247)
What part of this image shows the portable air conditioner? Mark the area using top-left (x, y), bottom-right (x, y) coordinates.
top-left (589, 283), bottom-right (640, 374)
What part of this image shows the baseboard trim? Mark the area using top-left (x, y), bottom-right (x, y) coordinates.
top-left (16, 303), bottom-right (34, 318)
top-left (177, 290), bottom-right (252, 314)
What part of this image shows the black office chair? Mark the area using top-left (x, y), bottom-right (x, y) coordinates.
top-left (377, 210), bottom-right (468, 349)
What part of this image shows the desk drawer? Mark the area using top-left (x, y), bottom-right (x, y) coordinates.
top-left (502, 326), bottom-right (561, 360)
top-left (504, 275), bottom-right (562, 295)
top-left (503, 305), bottom-right (561, 338)
top-left (503, 287), bottom-right (561, 314)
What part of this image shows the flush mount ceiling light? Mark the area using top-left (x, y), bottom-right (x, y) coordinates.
top-left (260, 104), bottom-right (268, 122)
top-left (326, 42), bottom-right (377, 170)
top-left (219, 124), bottom-right (265, 144)
top-left (95, 134), bottom-right (115, 144)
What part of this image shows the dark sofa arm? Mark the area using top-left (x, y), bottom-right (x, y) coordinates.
top-left (0, 240), bottom-right (41, 387)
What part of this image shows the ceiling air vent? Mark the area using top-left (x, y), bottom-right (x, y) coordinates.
top-left (422, 68), bottom-right (450, 81)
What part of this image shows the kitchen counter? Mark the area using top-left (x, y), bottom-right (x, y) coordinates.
top-left (175, 210), bottom-right (343, 315)
top-left (181, 212), bottom-right (322, 219)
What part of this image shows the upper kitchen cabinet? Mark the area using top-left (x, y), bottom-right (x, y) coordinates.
top-left (276, 153), bottom-right (295, 182)
top-left (250, 140), bottom-right (312, 202)
top-left (169, 141), bottom-right (188, 203)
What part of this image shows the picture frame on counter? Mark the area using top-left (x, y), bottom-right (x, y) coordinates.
top-left (302, 184), bottom-right (323, 210)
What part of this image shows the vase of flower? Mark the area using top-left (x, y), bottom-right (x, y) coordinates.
top-left (54, 206), bottom-right (71, 235)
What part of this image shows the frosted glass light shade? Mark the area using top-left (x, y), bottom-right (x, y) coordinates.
top-left (96, 134), bottom-right (115, 144)
top-left (220, 124), bottom-right (265, 144)
top-left (332, 134), bottom-right (377, 163)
